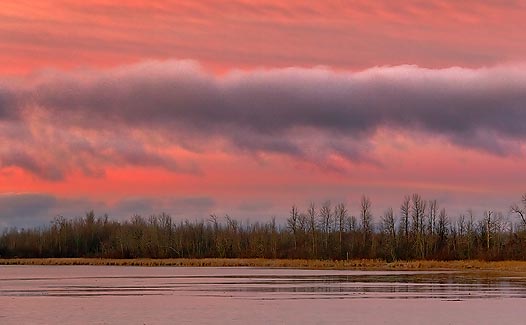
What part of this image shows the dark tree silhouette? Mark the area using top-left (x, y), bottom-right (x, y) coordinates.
top-left (2, 194), bottom-right (526, 261)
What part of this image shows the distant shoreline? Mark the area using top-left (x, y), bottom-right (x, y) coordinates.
top-left (2, 258), bottom-right (526, 272)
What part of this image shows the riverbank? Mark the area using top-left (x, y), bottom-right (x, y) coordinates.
top-left (2, 258), bottom-right (526, 271)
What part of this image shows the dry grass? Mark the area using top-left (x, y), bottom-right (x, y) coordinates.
top-left (2, 258), bottom-right (526, 272)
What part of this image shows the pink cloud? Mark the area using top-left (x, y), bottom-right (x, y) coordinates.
top-left (1, 1), bottom-right (526, 225)
top-left (2, 60), bottom-right (526, 182)
top-left (1, 1), bottom-right (526, 75)
top-left (0, 61), bottom-right (525, 225)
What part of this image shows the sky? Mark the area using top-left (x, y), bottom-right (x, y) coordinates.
top-left (1, 0), bottom-right (526, 228)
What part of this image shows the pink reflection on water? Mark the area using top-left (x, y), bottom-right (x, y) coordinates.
top-left (1, 266), bottom-right (526, 324)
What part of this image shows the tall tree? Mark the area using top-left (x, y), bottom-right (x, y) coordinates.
top-left (510, 193), bottom-right (526, 227)
top-left (335, 203), bottom-right (348, 258)
top-left (287, 205), bottom-right (299, 251)
top-left (411, 194), bottom-right (427, 258)
top-left (360, 195), bottom-right (372, 256)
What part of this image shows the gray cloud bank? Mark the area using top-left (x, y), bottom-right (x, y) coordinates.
top-left (1, 61), bottom-right (526, 178)
top-left (0, 193), bottom-right (216, 228)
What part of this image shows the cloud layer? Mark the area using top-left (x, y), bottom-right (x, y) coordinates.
top-left (2, 1), bottom-right (526, 74)
top-left (3, 2), bottom-right (526, 228)
top-left (0, 193), bottom-right (216, 228)
top-left (1, 61), bottom-right (526, 179)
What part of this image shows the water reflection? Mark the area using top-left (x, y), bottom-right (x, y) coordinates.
top-left (1, 266), bottom-right (526, 300)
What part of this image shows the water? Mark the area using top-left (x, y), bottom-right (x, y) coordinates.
top-left (1, 265), bottom-right (526, 324)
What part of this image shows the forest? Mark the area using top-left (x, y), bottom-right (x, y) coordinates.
top-left (2, 193), bottom-right (526, 261)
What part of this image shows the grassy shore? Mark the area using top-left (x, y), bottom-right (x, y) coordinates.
top-left (2, 258), bottom-right (526, 272)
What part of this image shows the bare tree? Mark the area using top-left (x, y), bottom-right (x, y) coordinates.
top-left (360, 195), bottom-right (372, 255)
top-left (319, 201), bottom-right (332, 255)
top-left (400, 195), bottom-right (410, 241)
top-left (298, 213), bottom-right (308, 233)
top-left (307, 202), bottom-right (317, 258)
top-left (411, 194), bottom-right (426, 235)
top-left (428, 200), bottom-right (438, 235)
top-left (457, 214), bottom-right (466, 237)
top-left (8, 195), bottom-right (526, 261)
top-left (411, 194), bottom-right (427, 258)
top-left (484, 211), bottom-right (493, 251)
top-left (347, 215), bottom-right (357, 232)
top-left (335, 203), bottom-right (348, 257)
top-left (381, 207), bottom-right (397, 261)
top-left (510, 193), bottom-right (526, 227)
top-left (437, 208), bottom-right (448, 244)
top-left (360, 196), bottom-right (372, 233)
top-left (287, 205), bottom-right (299, 251)
top-left (466, 209), bottom-right (475, 259)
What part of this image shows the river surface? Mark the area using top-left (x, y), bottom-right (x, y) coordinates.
top-left (1, 265), bottom-right (526, 324)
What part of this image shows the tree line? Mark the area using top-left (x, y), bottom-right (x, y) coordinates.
top-left (2, 193), bottom-right (526, 261)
